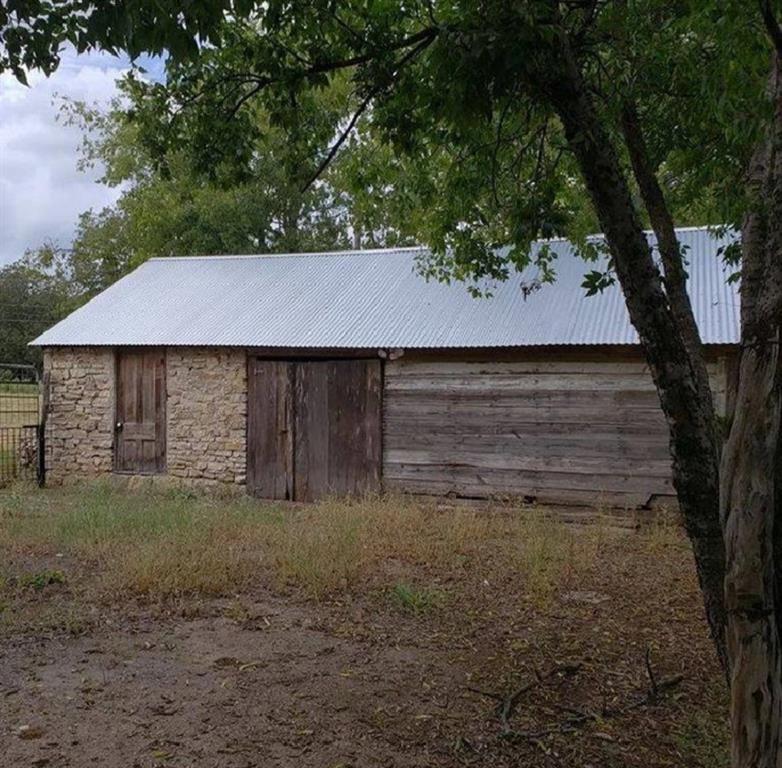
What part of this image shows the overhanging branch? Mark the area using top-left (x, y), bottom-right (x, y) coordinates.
top-left (299, 31), bottom-right (438, 192)
top-left (300, 86), bottom-right (378, 192)
top-left (760, 0), bottom-right (782, 57)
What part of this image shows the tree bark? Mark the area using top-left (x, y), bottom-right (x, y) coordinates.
top-left (721, 48), bottom-right (782, 768)
top-left (619, 102), bottom-right (716, 413)
top-left (540, 32), bottom-right (729, 672)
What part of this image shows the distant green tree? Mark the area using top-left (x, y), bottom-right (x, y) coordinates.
top-left (45, 76), bottom-right (367, 295)
top-left (21, 67), bottom-right (412, 304)
top-left (0, 248), bottom-right (75, 366)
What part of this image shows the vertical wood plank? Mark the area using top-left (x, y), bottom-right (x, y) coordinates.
top-left (277, 362), bottom-right (295, 499)
top-left (325, 361), bottom-right (345, 495)
top-left (294, 362), bottom-right (329, 502)
top-left (247, 359), bottom-right (294, 499)
top-left (155, 351), bottom-right (166, 472)
top-left (362, 360), bottom-right (383, 493)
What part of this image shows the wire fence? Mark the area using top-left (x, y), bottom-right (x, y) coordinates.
top-left (0, 363), bottom-right (43, 487)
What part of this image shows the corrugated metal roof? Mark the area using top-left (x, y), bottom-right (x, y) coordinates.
top-left (31, 227), bottom-right (740, 348)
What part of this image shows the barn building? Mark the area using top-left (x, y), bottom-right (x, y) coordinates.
top-left (32, 227), bottom-right (739, 507)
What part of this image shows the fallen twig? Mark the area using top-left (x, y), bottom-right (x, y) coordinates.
top-left (645, 645), bottom-right (659, 700)
top-left (474, 653), bottom-right (685, 745)
top-left (465, 661), bottom-right (583, 735)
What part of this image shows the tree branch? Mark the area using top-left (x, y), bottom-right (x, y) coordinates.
top-left (300, 87), bottom-right (377, 192)
top-left (619, 99), bottom-right (719, 453)
top-left (760, 0), bottom-right (782, 58)
top-left (299, 32), bottom-right (437, 192)
top-left (174, 27), bottom-right (439, 125)
top-left (225, 77), bottom-right (271, 120)
top-left (619, 102), bottom-right (707, 355)
top-left (305, 27), bottom-right (438, 77)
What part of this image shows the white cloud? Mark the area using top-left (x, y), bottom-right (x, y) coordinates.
top-left (0, 50), bottom-right (161, 266)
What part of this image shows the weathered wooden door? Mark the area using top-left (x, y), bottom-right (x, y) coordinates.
top-left (247, 359), bottom-right (382, 501)
top-left (294, 360), bottom-right (382, 501)
top-left (115, 349), bottom-right (166, 474)
top-left (247, 360), bottom-right (295, 499)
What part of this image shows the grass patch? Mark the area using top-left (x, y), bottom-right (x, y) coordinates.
top-left (271, 499), bottom-right (365, 598)
top-left (0, 483), bottom-right (618, 606)
top-left (0, 389), bottom-right (40, 428)
top-left (0, 482), bottom-right (281, 599)
top-left (389, 582), bottom-right (445, 614)
top-left (0, 382), bottom-right (38, 394)
top-left (639, 509), bottom-right (685, 555)
top-left (507, 509), bottom-right (608, 605)
top-left (672, 707), bottom-right (730, 768)
top-left (0, 445), bottom-right (15, 460)
top-left (18, 569), bottom-right (65, 591)
top-left (0, 600), bottom-right (89, 636)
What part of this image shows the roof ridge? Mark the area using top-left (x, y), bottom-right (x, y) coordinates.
top-left (147, 226), bottom-right (731, 260)
top-left (147, 246), bottom-right (427, 262)
top-left (535, 224), bottom-right (729, 245)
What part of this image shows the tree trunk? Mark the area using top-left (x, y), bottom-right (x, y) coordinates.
top-left (620, 102), bottom-right (716, 414)
top-left (721, 49), bottom-right (782, 768)
top-left (540, 33), bottom-right (728, 672)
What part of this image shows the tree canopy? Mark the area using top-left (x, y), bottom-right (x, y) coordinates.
top-left (69, 2), bottom-right (767, 290)
top-left (5, 3), bottom-right (771, 285)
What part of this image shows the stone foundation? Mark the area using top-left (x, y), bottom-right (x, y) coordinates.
top-left (43, 347), bottom-right (114, 484)
top-left (166, 348), bottom-right (247, 486)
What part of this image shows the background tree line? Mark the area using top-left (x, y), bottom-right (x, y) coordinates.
top-left (1, 69), bottom-right (416, 365)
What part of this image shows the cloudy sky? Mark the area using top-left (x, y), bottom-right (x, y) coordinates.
top-left (0, 49), bottom-right (163, 267)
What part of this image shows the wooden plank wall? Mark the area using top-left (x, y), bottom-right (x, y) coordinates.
top-left (383, 355), bottom-right (729, 508)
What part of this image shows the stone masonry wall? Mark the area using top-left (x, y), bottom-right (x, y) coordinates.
top-left (43, 347), bottom-right (115, 483)
top-left (44, 347), bottom-right (247, 488)
top-left (166, 348), bottom-right (247, 486)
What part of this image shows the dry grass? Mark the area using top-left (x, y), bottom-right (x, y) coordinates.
top-left (0, 482), bottom-right (679, 607)
top-left (244, 495), bottom-right (619, 600)
top-left (0, 483), bottom-right (725, 767)
top-left (0, 483), bottom-right (280, 599)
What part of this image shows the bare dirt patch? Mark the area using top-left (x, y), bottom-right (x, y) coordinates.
top-left (0, 485), bottom-right (727, 767)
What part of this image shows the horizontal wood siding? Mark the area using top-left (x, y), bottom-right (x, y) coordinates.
top-left (383, 356), bottom-right (729, 507)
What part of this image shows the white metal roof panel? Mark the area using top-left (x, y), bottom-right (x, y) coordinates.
top-left (31, 227), bottom-right (740, 348)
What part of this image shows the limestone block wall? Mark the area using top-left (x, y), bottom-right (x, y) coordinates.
top-left (166, 348), bottom-right (247, 486)
top-left (43, 347), bottom-right (115, 483)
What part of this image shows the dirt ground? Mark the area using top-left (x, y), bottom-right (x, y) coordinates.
top-left (0, 491), bottom-right (727, 768)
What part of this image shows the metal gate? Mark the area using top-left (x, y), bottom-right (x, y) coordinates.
top-left (0, 363), bottom-right (44, 487)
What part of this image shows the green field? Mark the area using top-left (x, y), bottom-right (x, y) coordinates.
top-left (0, 382), bottom-right (38, 393)
top-left (0, 384), bottom-right (40, 428)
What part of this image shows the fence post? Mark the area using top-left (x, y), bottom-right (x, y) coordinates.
top-left (37, 371), bottom-right (49, 487)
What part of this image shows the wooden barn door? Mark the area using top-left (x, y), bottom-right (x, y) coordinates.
top-left (294, 360), bottom-right (382, 501)
top-left (247, 359), bottom-right (381, 501)
top-left (115, 349), bottom-right (166, 474)
top-left (247, 360), bottom-right (295, 499)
